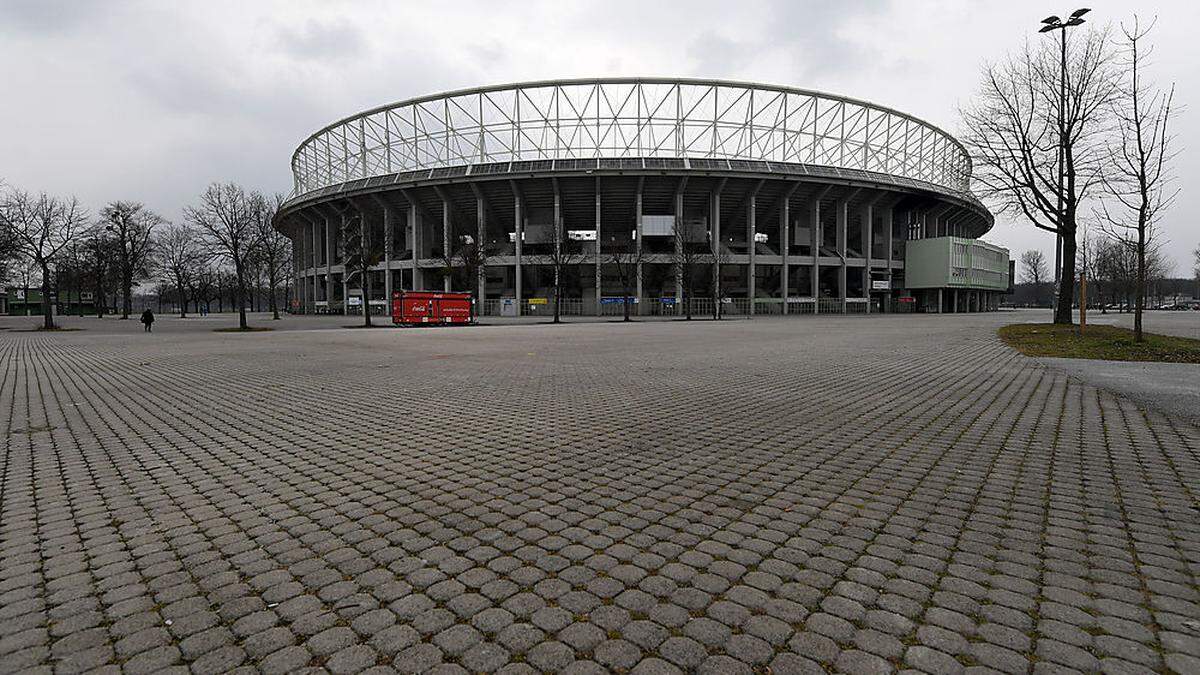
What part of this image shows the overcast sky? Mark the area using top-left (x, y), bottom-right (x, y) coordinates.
top-left (1, 0), bottom-right (1197, 272)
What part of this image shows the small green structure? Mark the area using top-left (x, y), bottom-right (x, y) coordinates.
top-left (3, 288), bottom-right (97, 316)
top-left (903, 237), bottom-right (1010, 312)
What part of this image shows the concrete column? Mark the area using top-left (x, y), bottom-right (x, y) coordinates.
top-left (780, 196), bottom-right (789, 315)
top-left (811, 200), bottom-right (820, 314)
top-left (885, 208), bottom-right (894, 313)
top-left (553, 187), bottom-right (562, 312)
top-left (408, 203), bottom-right (422, 290)
top-left (863, 204), bottom-right (872, 314)
top-left (712, 189), bottom-right (721, 316)
top-left (477, 195), bottom-right (486, 307)
top-left (635, 184), bottom-right (644, 316)
top-left (383, 207), bottom-right (392, 307)
top-left (513, 190), bottom-right (523, 314)
top-left (748, 195), bottom-right (756, 316)
top-left (311, 220), bottom-right (318, 309)
top-left (325, 216), bottom-right (333, 310)
top-left (674, 190), bottom-right (684, 309)
top-left (595, 184), bottom-right (602, 317)
top-left (937, 288), bottom-right (943, 314)
top-left (837, 200), bottom-right (847, 312)
top-left (292, 225), bottom-right (301, 313)
top-left (340, 213), bottom-right (348, 315)
top-left (442, 198), bottom-right (452, 292)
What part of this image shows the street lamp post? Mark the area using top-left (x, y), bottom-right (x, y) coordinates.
top-left (1039, 8), bottom-right (1089, 320)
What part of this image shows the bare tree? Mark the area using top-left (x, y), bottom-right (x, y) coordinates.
top-left (1095, 17), bottom-right (1178, 342)
top-left (438, 233), bottom-right (490, 306)
top-left (711, 240), bottom-right (732, 320)
top-left (605, 231), bottom-right (646, 322)
top-left (0, 189), bottom-right (89, 329)
top-left (255, 194), bottom-right (291, 320)
top-left (671, 217), bottom-right (712, 320)
top-left (961, 26), bottom-right (1117, 324)
top-left (0, 187), bottom-right (16, 284)
top-left (532, 232), bottom-right (586, 324)
top-left (158, 223), bottom-right (205, 318)
top-left (1193, 242), bottom-right (1200, 299)
top-left (192, 265), bottom-right (219, 315)
top-left (340, 211), bottom-right (384, 327)
top-left (185, 183), bottom-right (261, 329)
top-left (83, 229), bottom-right (116, 318)
top-left (1020, 249), bottom-right (1050, 305)
top-left (99, 201), bottom-right (161, 320)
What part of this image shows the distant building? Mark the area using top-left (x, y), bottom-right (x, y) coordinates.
top-left (3, 288), bottom-right (96, 316)
top-left (274, 78), bottom-right (1008, 316)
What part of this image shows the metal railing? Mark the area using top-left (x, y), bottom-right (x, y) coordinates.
top-left (290, 78), bottom-right (973, 197)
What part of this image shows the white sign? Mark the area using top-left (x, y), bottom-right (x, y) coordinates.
top-left (871, 280), bottom-right (891, 290)
top-left (347, 296), bottom-right (363, 306)
top-left (642, 215), bottom-right (675, 236)
top-left (568, 230), bottom-right (597, 241)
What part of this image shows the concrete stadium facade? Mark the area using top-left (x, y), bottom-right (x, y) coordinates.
top-left (275, 78), bottom-right (1008, 317)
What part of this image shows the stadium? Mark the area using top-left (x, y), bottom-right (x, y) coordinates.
top-left (275, 78), bottom-right (1009, 317)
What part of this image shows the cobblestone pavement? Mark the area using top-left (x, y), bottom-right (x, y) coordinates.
top-left (1, 314), bottom-right (1198, 674)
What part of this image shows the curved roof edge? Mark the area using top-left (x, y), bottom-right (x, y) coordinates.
top-left (275, 159), bottom-right (993, 236)
top-left (290, 76), bottom-right (970, 170)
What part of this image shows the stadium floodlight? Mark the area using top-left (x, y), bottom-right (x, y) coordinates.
top-left (1069, 8), bottom-right (1091, 18)
top-left (1041, 15), bottom-right (1061, 24)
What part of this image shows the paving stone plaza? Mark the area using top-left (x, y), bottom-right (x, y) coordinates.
top-left (1, 312), bottom-right (1198, 674)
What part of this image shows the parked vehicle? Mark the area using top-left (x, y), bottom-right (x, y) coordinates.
top-left (391, 291), bottom-right (474, 326)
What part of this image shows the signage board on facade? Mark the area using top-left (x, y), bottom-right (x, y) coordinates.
top-left (871, 280), bottom-right (891, 290)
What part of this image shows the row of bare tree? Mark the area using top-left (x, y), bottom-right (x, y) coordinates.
top-left (962, 15), bottom-right (1179, 341)
top-left (0, 182), bottom-right (292, 330)
top-left (1020, 236), bottom-right (1178, 309)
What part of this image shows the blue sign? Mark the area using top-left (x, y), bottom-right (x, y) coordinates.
top-left (600, 297), bottom-right (637, 305)
top-left (660, 297), bottom-right (677, 306)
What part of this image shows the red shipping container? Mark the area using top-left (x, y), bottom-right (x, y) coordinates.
top-left (391, 291), bottom-right (474, 326)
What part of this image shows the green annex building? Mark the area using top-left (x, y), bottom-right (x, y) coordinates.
top-left (3, 288), bottom-right (96, 316)
top-left (903, 237), bottom-right (1010, 313)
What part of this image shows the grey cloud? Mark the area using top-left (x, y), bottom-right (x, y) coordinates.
top-left (0, 0), bottom-right (106, 36)
top-left (275, 18), bottom-right (365, 63)
top-left (686, 31), bottom-right (761, 75)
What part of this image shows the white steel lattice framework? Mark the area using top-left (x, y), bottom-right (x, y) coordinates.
top-left (290, 78), bottom-right (973, 198)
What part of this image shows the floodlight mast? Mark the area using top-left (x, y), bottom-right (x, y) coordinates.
top-left (1036, 8), bottom-right (1089, 319)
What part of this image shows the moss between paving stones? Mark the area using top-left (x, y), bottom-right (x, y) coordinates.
top-left (999, 323), bottom-right (1200, 364)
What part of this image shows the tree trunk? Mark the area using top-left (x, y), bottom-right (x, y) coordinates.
top-left (270, 275), bottom-right (281, 320)
top-left (122, 269), bottom-right (132, 319)
top-left (1053, 234), bottom-right (1077, 325)
top-left (363, 272), bottom-right (372, 327)
top-left (553, 266), bottom-right (561, 324)
top-left (1134, 224), bottom-right (1145, 343)
top-left (235, 266), bottom-right (248, 329)
top-left (40, 264), bottom-right (54, 329)
top-left (685, 275), bottom-right (693, 321)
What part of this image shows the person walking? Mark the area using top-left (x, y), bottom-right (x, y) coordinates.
top-left (141, 308), bottom-right (155, 332)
